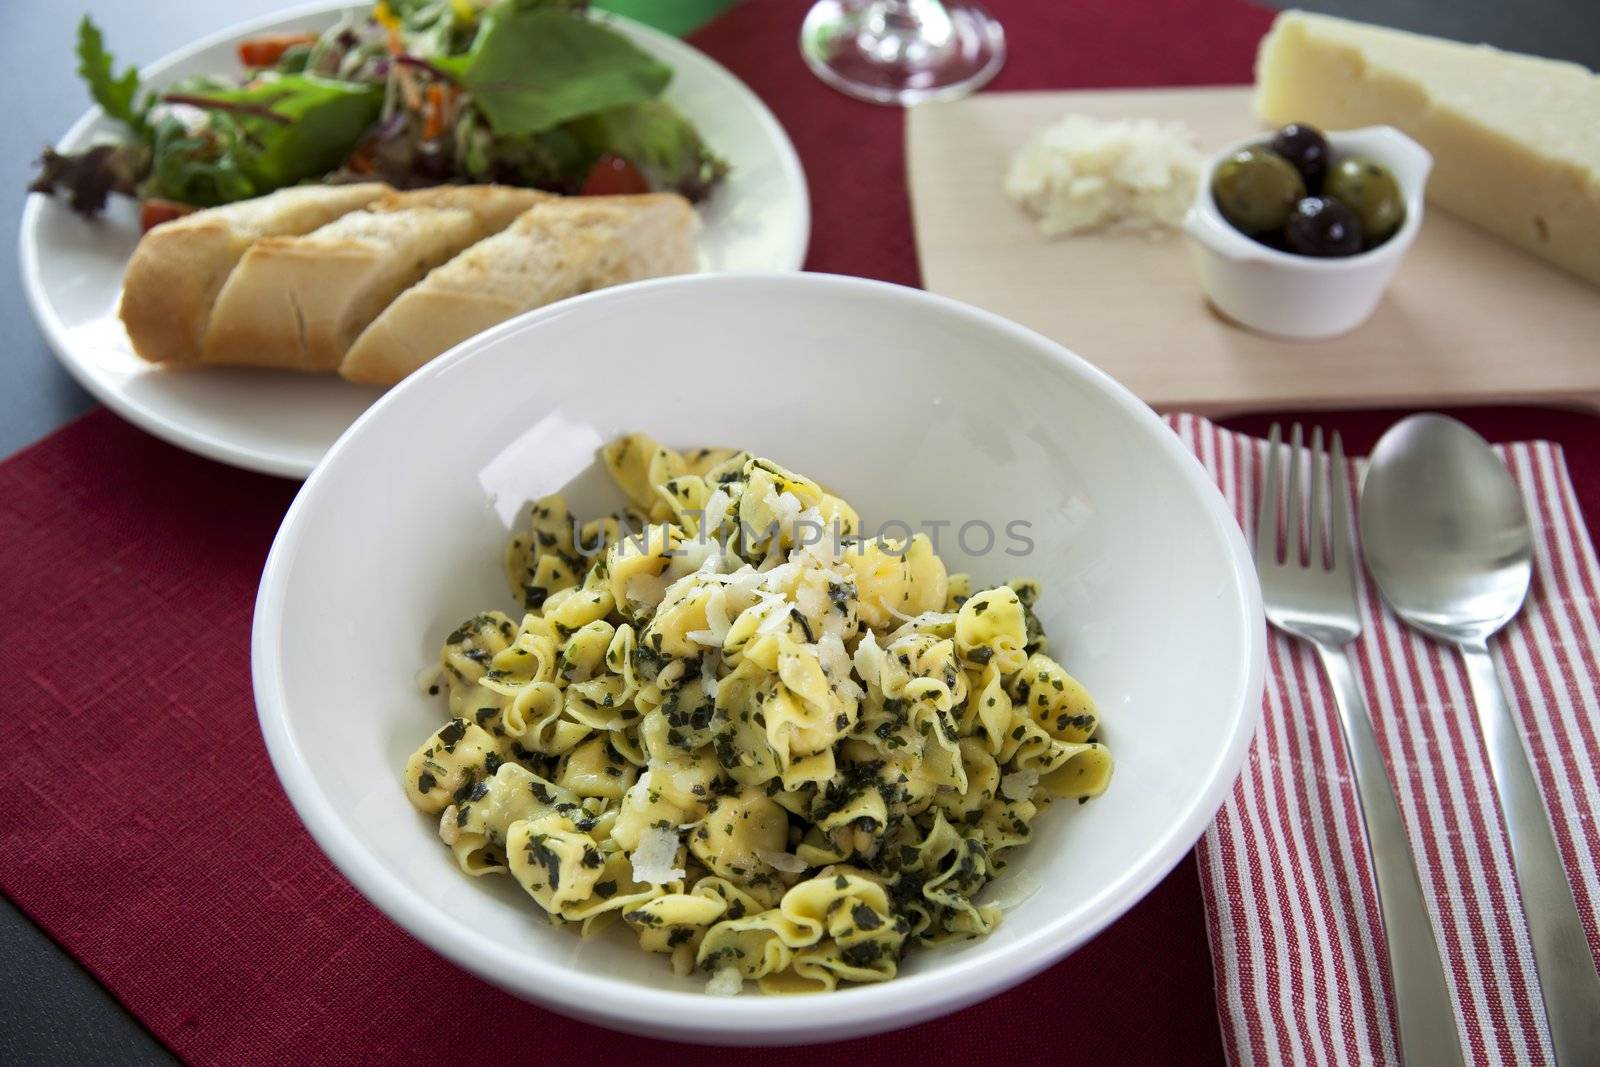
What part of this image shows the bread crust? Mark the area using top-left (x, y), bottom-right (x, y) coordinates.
top-left (118, 183), bottom-right (390, 364)
top-left (340, 193), bottom-right (699, 386)
top-left (117, 183), bottom-right (697, 381)
top-left (199, 187), bottom-right (550, 372)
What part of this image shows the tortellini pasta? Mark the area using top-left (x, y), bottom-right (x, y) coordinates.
top-left (404, 434), bottom-right (1112, 994)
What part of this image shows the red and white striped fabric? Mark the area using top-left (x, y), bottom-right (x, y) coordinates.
top-left (1168, 414), bottom-right (1600, 1067)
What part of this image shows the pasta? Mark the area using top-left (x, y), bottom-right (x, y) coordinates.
top-left (403, 434), bottom-right (1112, 994)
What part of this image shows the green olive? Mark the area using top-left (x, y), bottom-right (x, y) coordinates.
top-left (1211, 148), bottom-right (1306, 235)
top-left (1324, 157), bottom-right (1405, 245)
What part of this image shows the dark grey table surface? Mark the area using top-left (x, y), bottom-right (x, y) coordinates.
top-left (2, 1), bottom-right (1596, 1063)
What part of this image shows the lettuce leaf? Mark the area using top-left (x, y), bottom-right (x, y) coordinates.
top-left (144, 114), bottom-right (258, 206)
top-left (207, 75), bottom-right (384, 188)
top-left (144, 75), bottom-right (382, 205)
top-left (458, 7), bottom-right (672, 137)
top-left (76, 15), bottom-right (149, 136)
top-left (565, 100), bottom-right (726, 200)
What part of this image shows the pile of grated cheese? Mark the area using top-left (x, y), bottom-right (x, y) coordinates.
top-left (1004, 114), bottom-right (1203, 236)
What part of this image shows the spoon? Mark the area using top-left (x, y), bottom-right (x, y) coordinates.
top-left (1360, 413), bottom-right (1600, 1065)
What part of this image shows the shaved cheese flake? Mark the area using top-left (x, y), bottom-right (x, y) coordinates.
top-left (705, 966), bottom-right (744, 996)
top-left (665, 539), bottom-right (718, 579)
top-left (769, 490), bottom-right (802, 535)
top-left (758, 560), bottom-right (797, 590)
top-left (438, 805), bottom-right (460, 846)
top-left (793, 505), bottom-right (837, 565)
top-left (976, 869), bottom-right (1042, 911)
top-left (625, 572), bottom-right (668, 613)
top-left (755, 592), bottom-right (796, 637)
top-left (794, 580), bottom-right (827, 630)
top-left (755, 848), bottom-right (809, 874)
top-left (1000, 768), bottom-right (1040, 801)
top-left (816, 632), bottom-right (851, 681)
top-left (621, 769), bottom-right (655, 813)
top-left (630, 826), bottom-right (685, 885)
top-left (703, 586), bottom-right (732, 644)
top-left (882, 602), bottom-right (923, 627)
top-left (700, 654), bottom-right (721, 699)
top-left (703, 488), bottom-right (733, 536)
top-left (853, 630), bottom-right (886, 688)
top-left (725, 565), bottom-right (763, 601)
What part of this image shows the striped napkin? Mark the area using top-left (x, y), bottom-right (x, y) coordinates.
top-left (1170, 414), bottom-right (1600, 1067)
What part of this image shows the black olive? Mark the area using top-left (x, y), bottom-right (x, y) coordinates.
top-left (1284, 196), bottom-right (1365, 257)
top-left (1269, 123), bottom-right (1331, 192)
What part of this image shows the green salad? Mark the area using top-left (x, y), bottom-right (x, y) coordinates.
top-left (31, 0), bottom-right (727, 223)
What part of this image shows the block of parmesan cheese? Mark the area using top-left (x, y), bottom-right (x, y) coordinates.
top-left (1255, 10), bottom-right (1600, 288)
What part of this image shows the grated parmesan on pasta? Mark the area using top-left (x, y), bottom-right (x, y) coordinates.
top-left (631, 826), bottom-right (686, 886)
top-left (705, 966), bottom-right (744, 996)
top-left (754, 848), bottom-right (810, 874)
top-left (1000, 768), bottom-right (1040, 801)
top-left (975, 869), bottom-right (1042, 912)
top-left (400, 433), bottom-right (1114, 995)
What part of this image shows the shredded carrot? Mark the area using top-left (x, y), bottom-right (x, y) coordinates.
top-left (422, 83), bottom-right (448, 141)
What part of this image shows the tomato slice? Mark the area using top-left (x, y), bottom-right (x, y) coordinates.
top-left (140, 198), bottom-right (199, 233)
top-left (579, 155), bottom-right (651, 197)
top-left (237, 32), bottom-right (318, 68)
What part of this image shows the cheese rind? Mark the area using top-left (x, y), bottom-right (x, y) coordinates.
top-left (1254, 10), bottom-right (1600, 288)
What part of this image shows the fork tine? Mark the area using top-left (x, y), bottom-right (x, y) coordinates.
top-left (1330, 430), bottom-right (1350, 572)
top-left (1257, 423), bottom-right (1282, 564)
top-left (1286, 423), bottom-right (1304, 566)
top-left (1308, 426), bottom-right (1326, 569)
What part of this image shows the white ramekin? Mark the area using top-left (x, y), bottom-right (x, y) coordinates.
top-left (1184, 125), bottom-right (1432, 340)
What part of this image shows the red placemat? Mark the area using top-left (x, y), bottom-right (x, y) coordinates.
top-left (5, 1), bottom-right (1598, 1063)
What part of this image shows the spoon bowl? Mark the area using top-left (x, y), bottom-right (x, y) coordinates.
top-left (1360, 412), bottom-right (1600, 1063)
top-left (1359, 413), bottom-right (1532, 644)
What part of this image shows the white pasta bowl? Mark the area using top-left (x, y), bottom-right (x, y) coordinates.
top-left (253, 272), bottom-right (1264, 1044)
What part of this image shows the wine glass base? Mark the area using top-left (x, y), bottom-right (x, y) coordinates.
top-left (801, 1), bottom-right (1006, 107)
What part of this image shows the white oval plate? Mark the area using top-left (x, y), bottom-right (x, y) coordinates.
top-left (19, 0), bottom-right (809, 479)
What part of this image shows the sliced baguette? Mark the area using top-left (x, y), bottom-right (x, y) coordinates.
top-left (201, 185), bottom-right (552, 373)
top-left (339, 193), bottom-right (699, 386)
top-left (119, 182), bottom-right (391, 365)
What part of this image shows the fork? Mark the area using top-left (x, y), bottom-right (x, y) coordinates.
top-left (1256, 423), bottom-right (1465, 1067)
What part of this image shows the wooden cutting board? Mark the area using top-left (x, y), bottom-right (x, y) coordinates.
top-left (907, 86), bottom-right (1600, 414)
